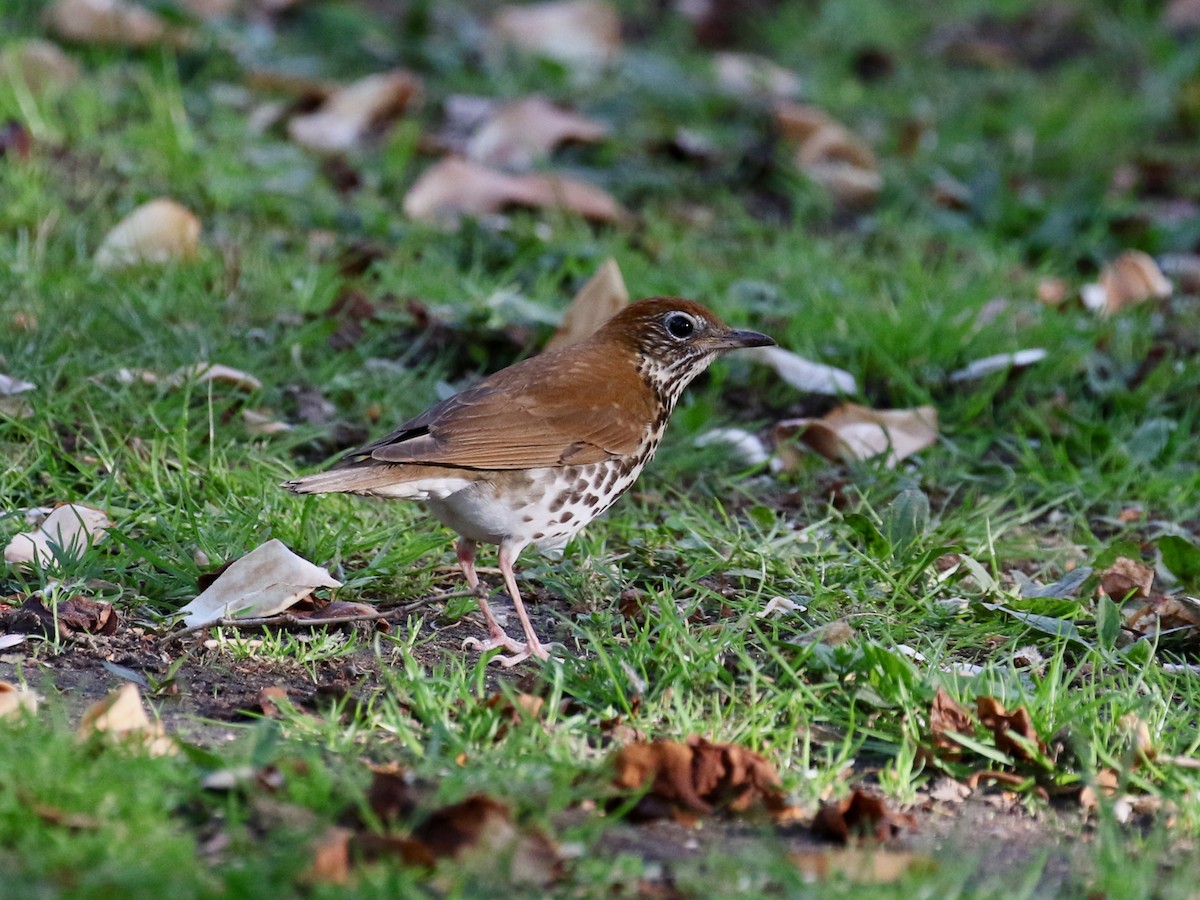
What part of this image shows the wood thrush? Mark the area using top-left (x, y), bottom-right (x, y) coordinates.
top-left (284, 297), bottom-right (774, 665)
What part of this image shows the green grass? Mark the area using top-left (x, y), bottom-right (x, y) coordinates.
top-left (3, 0), bottom-right (1200, 895)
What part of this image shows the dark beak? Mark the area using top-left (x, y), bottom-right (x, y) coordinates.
top-left (711, 328), bottom-right (776, 351)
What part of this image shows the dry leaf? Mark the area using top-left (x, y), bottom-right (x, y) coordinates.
top-left (791, 848), bottom-right (931, 884)
top-left (694, 427), bottom-right (771, 466)
top-left (243, 409), bottom-right (293, 435)
top-left (403, 157), bottom-right (629, 226)
top-left (744, 345), bottom-right (858, 395)
top-left (44, 0), bottom-right (172, 47)
top-left (611, 736), bottom-right (796, 823)
top-left (949, 348), bottom-right (1046, 382)
top-left (492, 0), bottom-right (621, 71)
top-left (5, 595), bottom-right (119, 637)
top-left (94, 198), bottom-right (201, 269)
top-left (0, 681), bottom-right (39, 718)
top-left (467, 96), bottom-right (607, 170)
top-left (713, 52), bottom-right (803, 102)
top-left (1, 39), bottom-right (80, 95)
top-left (4, 503), bottom-right (112, 570)
top-left (177, 539), bottom-right (342, 628)
top-left (975, 697), bottom-right (1045, 764)
top-left (811, 788), bottom-right (916, 843)
top-left (773, 404), bottom-right (938, 469)
top-left (1081, 250), bottom-right (1172, 316)
top-left (79, 684), bottom-right (175, 756)
top-left (169, 362), bottom-right (262, 391)
top-left (544, 257), bottom-right (629, 351)
top-left (1099, 556), bottom-right (1154, 601)
top-left (0, 372), bottom-right (36, 418)
top-left (775, 102), bottom-right (881, 208)
top-left (928, 688), bottom-right (972, 759)
top-left (306, 826), bottom-right (353, 885)
top-left (1126, 595), bottom-right (1200, 638)
top-left (1037, 276), bottom-right (1070, 306)
top-left (287, 70), bottom-right (421, 153)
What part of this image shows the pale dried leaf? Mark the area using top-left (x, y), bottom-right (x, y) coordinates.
top-left (44, 0), bottom-right (171, 47)
top-left (1037, 277), bottom-right (1070, 306)
top-left (755, 596), bottom-right (806, 619)
top-left (403, 157), bottom-right (629, 226)
top-left (949, 348), bottom-right (1047, 382)
top-left (177, 539), bottom-right (342, 628)
top-left (0, 372), bottom-right (35, 418)
top-left (774, 404), bottom-right (938, 468)
top-left (0, 373), bottom-right (37, 396)
top-left (694, 427), bottom-right (771, 466)
top-left (1081, 250), bottom-right (1172, 316)
top-left (745, 345), bottom-right (857, 395)
top-left (287, 70), bottom-right (421, 153)
top-left (94, 198), bottom-right (201, 269)
top-left (169, 362), bottom-right (262, 391)
top-left (776, 102), bottom-right (881, 208)
top-left (3, 503), bottom-right (112, 570)
top-left (0, 634), bottom-right (28, 650)
top-left (714, 52), bottom-right (803, 102)
top-left (79, 684), bottom-right (175, 755)
top-left (0, 681), bottom-right (39, 718)
top-left (1, 39), bottom-right (80, 95)
top-left (544, 257), bottom-right (629, 351)
top-left (243, 409), bottom-right (294, 435)
top-left (467, 96), bottom-right (607, 170)
top-left (492, 0), bottom-right (621, 70)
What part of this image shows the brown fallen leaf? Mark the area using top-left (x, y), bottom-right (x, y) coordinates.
top-left (811, 788), bottom-right (916, 843)
top-left (3, 503), bottom-right (112, 570)
top-left (43, 0), bottom-right (175, 48)
top-left (176, 539), bottom-right (342, 628)
top-left (1125, 594), bottom-right (1200, 638)
top-left (773, 404), bottom-right (938, 469)
top-left (3, 595), bottom-right (118, 638)
top-left (486, 692), bottom-right (546, 741)
top-left (1081, 250), bottom-right (1172, 316)
top-left (1098, 556), bottom-right (1154, 601)
top-left (305, 826), bottom-right (353, 885)
top-left (254, 686), bottom-right (289, 718)
top-left (79, 684), bottom-right (175, 756)
top-left (94, 198), bottom-right (201, 269)
top-left (491, 0), bottom-right (621, 71)
top-left (791, 848), bottom-right (932, 884)
top-left (975, 697), bottom-right (1045, 764)
top-left (1, 39), bottom-right (80, 95)
top-left (544, 257), bottom-right (629, 351)
top-left (467, 96), bottom-right (607, 170)
top-left (287, 70), bottom-right (422, 154)
top-left (0, 681), bottom-right (39, 718)
top-left (775, 102), bottom-right (881, 208)
top-left (611, 736), bottom-right (796, 823)
top-left (403, 157), bottom-right (629, 226)
top-left (928, 688), bottom-right (972, 759)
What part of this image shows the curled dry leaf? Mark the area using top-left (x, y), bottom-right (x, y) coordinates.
top-left (243, 409), bottom-right (293, 435)
top-left (1126, 595), bottom-right (1200, 639)
top-left (467, 96), bottom-right (608, 170)
top-left (176, 538), bottom-right (342, 628)
top-left (745, 345), bottom-right (858, 395)
top-left (611, 736), bottom-right (797, 823)
top-left (544, 257), bottom-right (629, 351)
top-left (491, 0), bottom-right (621, 71)
top-left (1099, 556), bottom-right (1154, 601)
top-left (287, 70), bottom-right (422, 154)
top-left (975, 697), bottom-right (1045, 764)
top-left (1081, 250), bottom-right (1172, 316)
top-left (948, 348), bottom-right (1046, 383)
top-left (0, 681), bottom-right (39, 718)
top-left (713, 52), bottom-right (803, 102)
top-left (169, 362), bottom-right (262, 391)
top-left (44, 0), bottom-right (173, 48)
top-left (775, 102), bottom-right (881, 208)
top-left (3, 503), bottom-right (112, 570)
top-left (773, 404), bottom-right (938, 469)
top-left (1, 39), bottom-right (80, 95)
top-left (928, 687), bottom-right (972, 760)
top-left (4, 595), bottom-right (119, 638)
top-left (79, 684), bottom-right (175, 756)
top-left (94, 198), bottom-right (201, 269)
top-left (403, 157), bottom-right (629, 226)
top-left (811, 788), bottom-right (916, 843)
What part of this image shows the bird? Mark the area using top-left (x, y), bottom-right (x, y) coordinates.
top-left (284, 297), bottom-right (774, 665)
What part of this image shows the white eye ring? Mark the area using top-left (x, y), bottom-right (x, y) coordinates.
top-left (664, 312), bottom-right (696, 340)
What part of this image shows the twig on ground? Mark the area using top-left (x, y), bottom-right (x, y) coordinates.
top-left (160, 590), bottom-right (475, 645)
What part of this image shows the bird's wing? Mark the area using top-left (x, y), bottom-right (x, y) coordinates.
top-left (336, 346), bottom-right (654, 471)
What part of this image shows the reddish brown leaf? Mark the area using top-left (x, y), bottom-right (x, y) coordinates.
top-left (305, 826), bottom-right (353, 885)
top-left (811, 788), bottom-right (916, 843)
top-left (975, 697), bottom-right (1045, 763)
top-left (928, 688), bottom-right (972, 759)
top-left (1099, 556), bottom-right (1154, 601)
top-left (6, 595), bottom-right (118, 638)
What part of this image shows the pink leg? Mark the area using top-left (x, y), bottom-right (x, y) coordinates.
top-left (457, 538), bottom-right (526, 656)
top-left (488, 542), bottom-right (555, 667)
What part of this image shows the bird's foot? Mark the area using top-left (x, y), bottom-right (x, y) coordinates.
top-left (462, 631), bottom-right (528, 656)
top-left (462, 633), bottom-right (565, 667)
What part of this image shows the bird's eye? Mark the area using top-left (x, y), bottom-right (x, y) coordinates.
top-left (664, 312), bottom-right (696, 340)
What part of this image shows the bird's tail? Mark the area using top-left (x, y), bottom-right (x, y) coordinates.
top-left (282, 466), bottom-right (407, 496)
